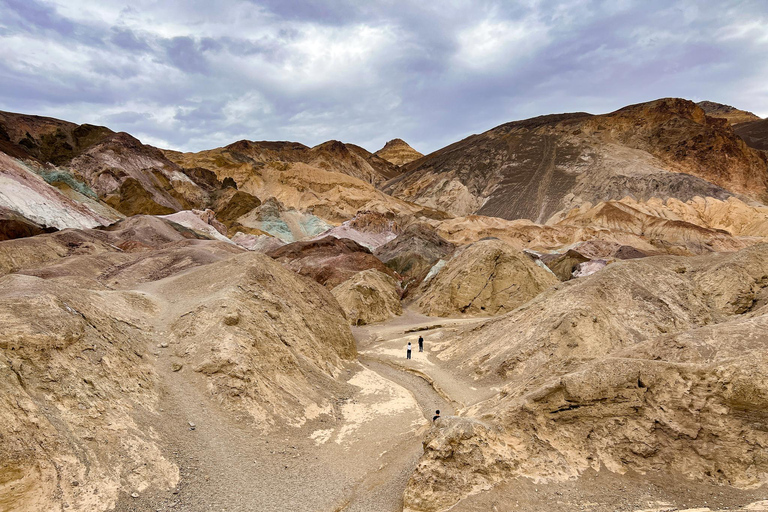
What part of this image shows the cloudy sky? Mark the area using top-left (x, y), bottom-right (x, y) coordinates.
top-left (1, 0), bottom-right (767, 154)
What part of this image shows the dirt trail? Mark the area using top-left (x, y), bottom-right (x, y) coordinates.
top-left (112, 290), bottom-right (469, 512)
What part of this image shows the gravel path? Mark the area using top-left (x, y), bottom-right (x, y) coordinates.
top-left (112, 299), bottom-right (460, 512)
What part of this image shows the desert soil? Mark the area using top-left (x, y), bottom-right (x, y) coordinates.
top-left (113, 306), bottom-right (767, 512)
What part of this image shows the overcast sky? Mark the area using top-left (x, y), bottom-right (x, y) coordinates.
top-left (1, 0), bottom-right (767, 154)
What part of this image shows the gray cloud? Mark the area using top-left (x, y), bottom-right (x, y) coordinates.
top-left (0, 0), bottom-right (766, 154)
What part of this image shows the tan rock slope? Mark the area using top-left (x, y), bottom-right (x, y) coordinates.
top-left (331, 268), bottom-right (403, 325)
top-left (414, 238), bottom-right (558, 316)
top-left (404, 244), bottom-right (768, 511)
top-left (374, 138), bottom-right (424, 166)
top-left (386, 98), bottom-right (768, 222)
top-left (0, 218), bottom-right (357, 512)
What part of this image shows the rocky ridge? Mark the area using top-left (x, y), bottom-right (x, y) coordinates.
top-left (386, 98), bottom-right (768, 222)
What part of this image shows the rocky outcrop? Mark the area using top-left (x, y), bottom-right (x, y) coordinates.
top-left (386, 98), bottom-right (768, 222)
top-left (374, 223), bottom-right (456, 291)
top-left (331, 269), bottom-right (403, 325)
top-left (539, 249), bottom-right (591, 281)
top-left (374, 138), bottom-right (424, 166)
top-left (231, 232), bottom-right (286, 253)
top-left (154, 252), bottom-right (357, 422)
top-left (268, 235), bottom-right (399, 288)
top-left (414, 238), bottom-right (557, 316)
top-left (0, 152), bottom-right (123, 232)
top-left (159, 209), bottom-right (232, 243)
top-left (0, 275), bottom-right (178, 512)
top-left (0, 206), bottom-right (56, 240)
top-left (404, 244), bottom-right (768, 511)
top-left (236, 197), bottom-right (332, 242)
top-left (210, 188), bottom-right (262, 236)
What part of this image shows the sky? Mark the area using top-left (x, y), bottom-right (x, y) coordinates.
top-left (1, 0), bottom-right (767, 154)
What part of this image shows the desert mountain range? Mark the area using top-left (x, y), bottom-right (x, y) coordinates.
top-left (2, 98), bottom-right (768, 512)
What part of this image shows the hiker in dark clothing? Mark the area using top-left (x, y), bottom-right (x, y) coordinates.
top-left (418, 336), bottom-right (424, 352)
top-left (433, 410), bottom-right (440, 422)
top-left (407, 342), bottom-right (412, 359)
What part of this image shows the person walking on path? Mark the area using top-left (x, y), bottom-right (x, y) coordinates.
top-left (418, 336), bottom-right (424, 352)
top-left (433, 410), bottom-right (440, 422)
top-left (406, 342), bottom-right (412, 360)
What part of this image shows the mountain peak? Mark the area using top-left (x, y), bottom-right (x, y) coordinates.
top-left (374, 138), bottom-right (423, 166)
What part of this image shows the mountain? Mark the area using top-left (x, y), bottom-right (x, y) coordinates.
top-left (165, 138), bottom-right (400, 187)
top-left (385, 98), bottom-right (768, 223)
top-left (374, 138), bottom-right (424, 166)
top-left (696, 100), bottom-right (762, 125)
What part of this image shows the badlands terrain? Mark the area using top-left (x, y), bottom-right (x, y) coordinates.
top-left (1, 98), bottom-right (768, 512)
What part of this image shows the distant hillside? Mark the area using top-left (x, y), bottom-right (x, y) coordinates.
top-left (385, 98), bottom-right (768, 222)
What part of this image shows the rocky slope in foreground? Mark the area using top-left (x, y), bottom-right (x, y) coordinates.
top-left (0, 218), bottom-right (356, 512)
top-left (386, 98), bottom-right (768, 222)
top-left (403, 244), bottom-right (768, 511)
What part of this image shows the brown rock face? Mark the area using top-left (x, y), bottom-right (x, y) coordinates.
top-left (414, 238), bottom-right (557, 317)
top-left (268, 235), bottom-right (399, 288)
top-left (331, 269), bottom-right (403, 325)
top-left (404, 244), bottom-right (768, 511)
top-left (0, 206), bottom-right (56, 240)
top-left (386, 98), bottom-right (768, 222)
top-left (374, 138), bottom-right (424, 166)
top-left (734, 118), bottom-right (768, 151)
top-left (697, 101), bottom-right (762, 125)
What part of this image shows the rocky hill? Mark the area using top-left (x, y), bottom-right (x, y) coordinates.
top-left (0, 111), bottom-right (211, 218)
top-left (413, 238), bottom-right (557, 316)
top-left (404, 244), bottom-right (768, 511)
top-left (0, 215), bottom-right (357, 512)
top-left (374, 138), bottom-right (424, 166)
top-left (385, 98), bottom-right (768, 222)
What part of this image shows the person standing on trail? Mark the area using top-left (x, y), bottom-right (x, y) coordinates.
top-left (418, 335), bottom-right (424, 352)
top-left (433, 410), bottom-right (440, 422)
top-left (406, 342), bottom-right (412, 360)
